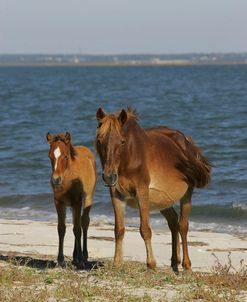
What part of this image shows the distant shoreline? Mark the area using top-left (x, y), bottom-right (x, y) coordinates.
top-left (1, 60), bottom-right (247, 67)
top-left (1, 53), bottom-right (247, 67)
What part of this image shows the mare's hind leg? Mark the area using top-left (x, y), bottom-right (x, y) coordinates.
top-left (160, 207), bottom-right (181, 273)
top-left (81, 203), bottom-right (92, 262)
top-left (55, 201), bottom-right (66, 267)
top-left (179, 187), bottom-right (193, 272)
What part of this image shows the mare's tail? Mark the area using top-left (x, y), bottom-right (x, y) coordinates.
top-left (175, 135), bottom-right (212, 188)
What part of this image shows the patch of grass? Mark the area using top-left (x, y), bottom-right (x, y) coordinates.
top-left (0, 262), bottom-right (51, 302)
top-left (177, 252), bottom-right (247, 302)
top-left (178, 286), bottom-right (238, 302)
top-left (0, 253), bottom-right (246, 302)
top-left (90, 260), bottom-right (177, 289)
top-left (194, 252), bottom-right (247, 291)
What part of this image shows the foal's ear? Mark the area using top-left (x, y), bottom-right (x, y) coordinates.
top-left (46, 132), bottom-right (54, 144)
top-left (64, 132), bottom-right (71, 144)
top-left (96, 107), bottom-right (106, 121)
top-left (118, 109), bottom-right (128, 126)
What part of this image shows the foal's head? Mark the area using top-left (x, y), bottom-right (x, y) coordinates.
top-left (96, 108), bottom-right (128, 187)
top-left (47, 132), bottom-right (74, 188)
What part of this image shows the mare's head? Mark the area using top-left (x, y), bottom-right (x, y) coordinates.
top-left (96, 108), bottom-right (129, 187)
top-left (46, 132), bottom-right (74, 188)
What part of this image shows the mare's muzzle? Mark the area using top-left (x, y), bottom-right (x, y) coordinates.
top-left (102, 171), bottom-right (118, 187)
top-left (51, 175), bottom-right (63, 187)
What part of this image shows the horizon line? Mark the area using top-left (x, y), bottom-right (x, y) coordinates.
top-left (1, 51), bottom-right (247, 56)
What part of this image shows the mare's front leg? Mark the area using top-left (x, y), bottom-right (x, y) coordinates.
top-left (160, 207), bottom-right (181, 273)
top-left (72, 202), bottom-right (84, 269)
top-left (137, 188), bottom-right (156, 269)
top-left (111, 189), bottom-right (126, 267)
top-left (55, 201), bottom-right (66, 267)
top-left (179, 187), bottom-right (193, 272)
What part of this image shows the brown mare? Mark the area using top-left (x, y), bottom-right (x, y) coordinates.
top-left (47, 132), bottom-right (96, 268)
top-left (96, 108), bottom-right (211, 272)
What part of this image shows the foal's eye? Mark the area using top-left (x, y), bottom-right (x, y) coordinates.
top-left (65, 155), bottom-right (68, 160)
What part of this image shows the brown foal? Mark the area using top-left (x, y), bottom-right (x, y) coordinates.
top-left (47, 132), bottom-right (96, 268)
top-left (96, 108), bottom-right (211, 272)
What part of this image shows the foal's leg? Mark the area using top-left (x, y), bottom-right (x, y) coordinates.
top-left (111, 190), bottom-right (126, 267)
top-left (55, 201), bottom-right (66, 267)
top-left (137, 190), bottom-right (156, 269)
top-left (81, 202), bottom-right (92, 262)
top-left (72, 202), bottom-right (84, 268)
top-left (179, 187), bottom-right (193, 272)
top-left (160, 207), bottom-right (181, 272)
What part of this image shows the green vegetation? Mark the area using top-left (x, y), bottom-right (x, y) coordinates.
top-left (0, 253), bottom-right (246, 302)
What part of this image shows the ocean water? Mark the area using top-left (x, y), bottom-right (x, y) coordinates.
top-left (0, 65), bottom-right (247, 234)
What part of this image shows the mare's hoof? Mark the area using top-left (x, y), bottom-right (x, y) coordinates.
top-left (171, 264), bottom-right (179, 275)
top-left (113, 261), bottom-right (123, 268)
top-left (183, 268), bottom-right (192, 275)
top-left (147, 261), bottom-right (156, 270)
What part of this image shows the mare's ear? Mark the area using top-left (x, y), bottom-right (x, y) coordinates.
top-left (64, 132), bottom-right (71, 144)
top-left (118, 109), bottom-right (127, 126)
top-left (46, 132), bottom-right (54, 144)
top-left (96, 107), bottom-right (106, 121)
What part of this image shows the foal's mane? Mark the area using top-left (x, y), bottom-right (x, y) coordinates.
top-left (50, 134), bottom-right (77, 160)
top-left (97, 108), bottom-right (138, 139)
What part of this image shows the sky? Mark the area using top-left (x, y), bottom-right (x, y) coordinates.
top-left (0, 0), bottom-right (247, 54)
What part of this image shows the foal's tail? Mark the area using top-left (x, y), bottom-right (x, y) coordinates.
top-left (175, 135), bottom-right (212, 188)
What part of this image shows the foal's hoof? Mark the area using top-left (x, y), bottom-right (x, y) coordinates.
top-left (56, 261), bottom-right (66, 268)
top-left (77, 262), bottom-right (86, 270)
top-left (72, 260), bottom-right (85, 270)
top-left (83, 252), bottom-right (88, 263)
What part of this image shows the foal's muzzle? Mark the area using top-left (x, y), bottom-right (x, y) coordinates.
top-left (51, 175), bottom-right (63, 186)
top-left (102, 172), bottom-right (118, 187)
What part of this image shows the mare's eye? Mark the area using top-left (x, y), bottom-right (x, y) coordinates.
top-left (65, 155), bottom-right (68, 160)
top-left (121, 139), bottom-right (125, 145)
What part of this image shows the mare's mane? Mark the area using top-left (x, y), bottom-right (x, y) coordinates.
top-left (49, 134), bottom-right (77, 160)
top-left (97, 108), bottom-right (138, 140)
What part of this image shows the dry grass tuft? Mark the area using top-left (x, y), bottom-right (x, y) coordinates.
top-left (201, 252), bottom-right (247, 289)
top-left (180, 252), bottom-right (247, 302)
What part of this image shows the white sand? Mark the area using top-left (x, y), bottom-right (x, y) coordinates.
top-left (0, 219), bottom-right (246, 272)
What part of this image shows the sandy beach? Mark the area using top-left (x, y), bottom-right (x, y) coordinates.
top-left (0, 218), bottom-right (246, 273)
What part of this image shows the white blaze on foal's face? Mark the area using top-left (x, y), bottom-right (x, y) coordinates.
top-left (54, 146), bottom-right (61, 170)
